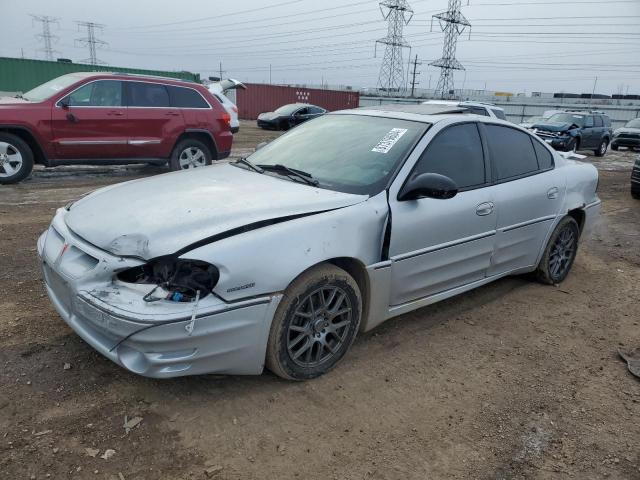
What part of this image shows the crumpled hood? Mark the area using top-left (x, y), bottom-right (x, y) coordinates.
top-left (65, 163), bottom-right (367, 259)
top-left (532, 121), bottom-right (577, 133)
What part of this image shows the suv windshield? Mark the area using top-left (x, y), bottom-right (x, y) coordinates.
top-left (548, 113), bottom-right (585, 127)
top-left (246, 114), bottom-right (428, 195)
top-left (625, 119), bottom-right (640, 129)
top-left (23, 74), bottom-right (84, 102)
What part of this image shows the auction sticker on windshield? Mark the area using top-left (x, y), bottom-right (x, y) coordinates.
top-left (372, 128), bottom-right (408, 154)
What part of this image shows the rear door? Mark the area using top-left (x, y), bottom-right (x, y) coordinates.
top-left (124, 81), bottom-right (185, 158)
top-left (581, 115), bottom-right (596, 148)
top-left (483, 124), bottom-right (563, 276)
top-left (51, 79), bottom-right (127, 159)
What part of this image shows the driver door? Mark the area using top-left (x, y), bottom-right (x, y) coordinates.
top-left (388, 122), bottom-right (497, 306)
top-left (51, 80), bottom-right (128, 159)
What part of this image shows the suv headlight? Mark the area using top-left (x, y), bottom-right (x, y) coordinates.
top-left (116, 257), bottom-right (220, 302)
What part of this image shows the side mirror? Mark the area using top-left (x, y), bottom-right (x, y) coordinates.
top-left (59, 98), bottom-right (69, 109)
top-left (398, 173), bottom-right (458, 201)
top-left (255, 141), bottom-right (268, 151)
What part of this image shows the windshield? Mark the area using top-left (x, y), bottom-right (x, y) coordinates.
top-left (548, 113), bottom-right (585, 127)
top-left (246, 114), bottom-right (428, 195)
top-left (23, 74), bottom-right (83, 102)
top-left (526, 116), bottom-right (544, 123)
top-left (625, 119), bottom-right (640, 129)
top-left (274, 104), bottom-right (303, 115)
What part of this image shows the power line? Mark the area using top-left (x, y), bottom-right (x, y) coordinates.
top-left (375, 0), bottom-right (414, 95)
top-left (430, 0), bottom-right (471, 99)
top-left (75, 21), bottom-right (107, 65)
top-left (30, 14), bottom-right (59, 61)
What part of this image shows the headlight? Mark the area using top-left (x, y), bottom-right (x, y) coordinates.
top-left (116, 257), bottom-right (220, 303)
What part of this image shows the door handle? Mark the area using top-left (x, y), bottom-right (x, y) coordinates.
top-left (547, 187), bottom-right (559, 199)
top-left (476, 202), bottom-right (494, 216)
top-left (106, 110), bottom-right (124, 116)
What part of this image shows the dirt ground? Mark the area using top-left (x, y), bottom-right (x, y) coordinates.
top-left (1, 121), bottom-right (639, 480)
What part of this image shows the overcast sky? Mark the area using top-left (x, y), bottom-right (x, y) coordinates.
top-left (2, 0), bottom-right (639, 94)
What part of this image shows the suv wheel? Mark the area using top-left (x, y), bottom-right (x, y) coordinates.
top-left (0, 133), bottom-right (34, 184)
top-left (594, 139), bottom-right (608, 157)
top-left (170, 138), bottom-right (212, 171)
top-left (611, 144), bottom-right (619, 151)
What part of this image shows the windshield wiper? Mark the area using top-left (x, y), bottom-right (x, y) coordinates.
top-left (258, 164), bottom-right (319, 186)
top-left (233, 157), bottom-right (264, 173)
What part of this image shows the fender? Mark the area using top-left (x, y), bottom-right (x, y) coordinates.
top-left (0, 123), bottom-right (51, 164)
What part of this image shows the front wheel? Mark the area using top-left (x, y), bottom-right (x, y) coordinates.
top-left (611, 144), bottom-right (619, 151)
top-left (535, 217), bottom-right (580, 285)
top-left (0, 133), bottom-right (34, 184)
top-left (594, 139), bottom-right (608, 157)
top-left (266, 264), bottom-right (362, 380)
top-left (632, 188), bottom-right (640, 200)
top-left (169, 138), bottom-right (212, 171)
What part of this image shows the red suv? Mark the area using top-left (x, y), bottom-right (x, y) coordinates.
top-left (0, 72), bottom-right (233, 184)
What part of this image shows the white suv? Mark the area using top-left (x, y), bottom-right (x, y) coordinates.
top-left (208, 79), bottom-right (246, 134)
top-left (422, 100), bottom-right (507, 120)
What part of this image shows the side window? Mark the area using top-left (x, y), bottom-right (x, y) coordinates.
top-left (128, 82), bottom-right (170, 107)
top-left (532, 139), bottom-right (554, 170)
top-left (491, 109), bottom-right (507, 120)
top-left (296, 107), bottom-right (309, 115)
top-left (413, 123), bottom-right (485, 190)
top-left (594, 115), bottom-right (603, 127)
top-left (485, 125), bottom-right (539, 181)
top-left (168, 86), bottom-right (209, 108)
top-left (64, 80), bottom-right (123, 107)
top-left (309, 106), bottom-right (325, 114)
top-left (584, 116), bottom-right (594, 128)
top-left (603, 116), bottom-right (611, 127)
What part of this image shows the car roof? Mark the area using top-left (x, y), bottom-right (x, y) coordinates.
top-left (343, 104), bottom-right (469, 123)
top-left (60, 71), bottom-right (199, 86)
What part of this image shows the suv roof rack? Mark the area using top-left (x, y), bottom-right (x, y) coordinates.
top-left (112, 72), bottom-right (197, 83)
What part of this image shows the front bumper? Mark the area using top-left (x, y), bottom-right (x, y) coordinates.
top-left (612, 136), bottom-right (640, 148)
top-left (538, 135), bottom-right (573, 151)
top-left (38, 210), bottom-right (282, 378)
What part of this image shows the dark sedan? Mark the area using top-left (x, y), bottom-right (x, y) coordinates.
top-left (257, 103), bottom-right (326, 130)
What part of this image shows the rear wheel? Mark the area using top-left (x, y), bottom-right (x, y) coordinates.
top-left (0, 133), bottom-right (34, 184)
top-left (535, 217), bottom-right (580, 285)
top-left (632, 188), bottom-right (640, 200)
top-left (169, 138), bottom-right (212, 171)
top-left (611, 144), bottom-right (619, 151)
top-left (266, 264), bottom-right (362, 380)
top-left (594, 139), bottom-right (608, 157)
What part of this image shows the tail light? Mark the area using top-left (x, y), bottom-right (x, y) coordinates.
top-left (222, 112), bottom-right (231, 129)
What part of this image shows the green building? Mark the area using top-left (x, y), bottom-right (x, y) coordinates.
top-left (0, 57), bottom-right (200, 94)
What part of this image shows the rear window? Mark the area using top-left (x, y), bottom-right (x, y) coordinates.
top-left (485, 125), bottom-right (539, 181)
top-left (594, 115), bottom-right (603, 127)
top-left (532, 139), bottom-right (554, 170)
top-left (128, 82), bottom-right (170, 107)
top-left (491, 109), bottom-right (507, 120)
top-left (168, 86), bottom-right (209, 108)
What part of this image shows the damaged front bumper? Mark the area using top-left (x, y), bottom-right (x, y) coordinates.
top-left (38, 209), bottom-right (282, 378)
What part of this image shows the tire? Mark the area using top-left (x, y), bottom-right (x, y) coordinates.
top-left (594, 139), bottom-right (608, 157)
top-left (0, 132), bottom-right (34, 184)
top-left (266, 264), bottom-right (362, 381)
top-left (169, 138), bottom-right (212, 171)
top-left (611, 144), bottom-right (619, 151)
top-left (632, 188), bottom-right (640, 200)
top-left (535, 217), bottom-right (580, 285)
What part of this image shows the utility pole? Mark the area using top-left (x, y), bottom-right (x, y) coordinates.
top-left (409, 54), bottom-right (421, 97)
top-left (218, 62), bottom-right (225, 80)
top-left (269, 64), bottom-right (272, 85)
top-left (75, 21), bottom-right (107, 65)
top-left (375, 0), bottom-right (414, 96)
top-left (30, 14), bottom-right (60, 61)
top-left (429, 0), bottom-right (471, 99)
top-left (589, 76), bottom-right (598, 108)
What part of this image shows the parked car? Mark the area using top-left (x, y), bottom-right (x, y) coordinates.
top-left (422, 100), bottom-right (507, 120)
top-left (612, 118), bottom-right (640, 151)
top-left (257, 103), bottom-right (326, 130)
top-left (530, 111), bottom-right (612, 156)
top-left (632, 155), bottom-right (640, 199)
top-left (0, 72), bottom-right (233, 184)
top-left (39, 104), bottom-right (600, 380)
top-left (208, 78), bottom-right (246, 134)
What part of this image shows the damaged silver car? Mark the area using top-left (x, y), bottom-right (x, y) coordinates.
top-left (38, 105), bottom-right (601, 380)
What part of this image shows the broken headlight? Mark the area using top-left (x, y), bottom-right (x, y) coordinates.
top-left (116, 257), bottom-right (220, 303)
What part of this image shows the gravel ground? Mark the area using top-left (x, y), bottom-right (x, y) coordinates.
top-left (1, 121), bottom-right (639, 480)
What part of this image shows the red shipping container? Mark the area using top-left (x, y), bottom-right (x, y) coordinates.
top-left (236, 83), bottom-right (359, 120)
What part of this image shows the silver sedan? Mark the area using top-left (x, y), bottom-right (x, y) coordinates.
top-left (38, 105), bottom-right (601, 380)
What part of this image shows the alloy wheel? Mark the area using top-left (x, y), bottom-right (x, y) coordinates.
top-left (0, 141), bottom-right (23, 178)
top-left (549, 225), bottom-right (576, 280)
top-left (178, 147), bottom-right (207, 169)
top-left (287, 286), bottom-right (353, 367)
top-left (599, 141), bottom-right (607, 155)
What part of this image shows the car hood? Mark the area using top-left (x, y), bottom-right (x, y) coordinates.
top-left (0, 96), bottom-right (31, 105)
top-left (615, 127), bottom-right (640, 135)
top-left (65, 163), bottom-right (367, 259)
top-left (258, 112), bottom-right (278, 121)
top-left (532, 121), bottom-right (577, 133)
